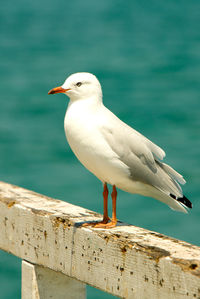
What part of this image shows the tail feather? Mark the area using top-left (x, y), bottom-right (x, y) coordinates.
top-left (161, 162), bottom-right (186, 185)
top-left (155, 160), bottom-right (184, 197)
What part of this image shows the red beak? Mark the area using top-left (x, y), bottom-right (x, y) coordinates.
top-left (48, 86), bottom-right (70, 95)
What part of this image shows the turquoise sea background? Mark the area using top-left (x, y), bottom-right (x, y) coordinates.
top-left (1, 0), bottom-right (200, 298)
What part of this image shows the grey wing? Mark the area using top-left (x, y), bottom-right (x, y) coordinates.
top-left (101, 114), bottom-right (185, 199)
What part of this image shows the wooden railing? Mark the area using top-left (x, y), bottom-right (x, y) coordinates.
top-left (0, 181), bottom-right (200, 299)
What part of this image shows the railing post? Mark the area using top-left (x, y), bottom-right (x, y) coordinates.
top-left (1, 182), bottom-right (200, 299)
top-left (21, 260), bottom-right (86, 299)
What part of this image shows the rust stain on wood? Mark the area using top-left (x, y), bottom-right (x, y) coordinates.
top-left (172, 258), bottom-right (200, 277)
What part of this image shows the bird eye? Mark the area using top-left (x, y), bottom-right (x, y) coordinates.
top-left (76, 82), bottom-right (82, 87)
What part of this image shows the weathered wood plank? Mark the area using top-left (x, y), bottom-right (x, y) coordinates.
top-left (21, 260), bottom-right (86, 299)
top-left (0, 181), bottom-right (200, 299)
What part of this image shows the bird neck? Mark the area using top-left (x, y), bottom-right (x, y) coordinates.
top-left (68, 95), bottom-right (103, 112)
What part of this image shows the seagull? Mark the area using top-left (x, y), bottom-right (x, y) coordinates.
top-left (48, 72), bottom-right (192, 228)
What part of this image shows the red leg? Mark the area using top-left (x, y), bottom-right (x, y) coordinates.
top-left (102, 182), bottom-right (109, 223)
top-left (111, 185), bottom-right (117, 225)
top-left (82, 183), bottom-right (110, 227)
top-left (93, 185), bottom-right (117, 228)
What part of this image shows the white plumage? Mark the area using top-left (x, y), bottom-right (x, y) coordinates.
top-left (48, 72), bottom-right (191, 227)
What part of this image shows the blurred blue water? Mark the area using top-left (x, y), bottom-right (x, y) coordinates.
top-left (0, 0), bottom-right (200, 298)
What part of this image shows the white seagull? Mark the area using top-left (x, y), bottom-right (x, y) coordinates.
top-left (48, 72), bottom-right (192, 228)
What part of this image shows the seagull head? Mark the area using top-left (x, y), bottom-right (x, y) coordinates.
top-left (48, 72), bottom-right (102, 102)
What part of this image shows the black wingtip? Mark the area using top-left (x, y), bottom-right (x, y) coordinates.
top-left (170, 194), bottom-right (192, 209)
top-left (177, 195), bottom-right (192, 209)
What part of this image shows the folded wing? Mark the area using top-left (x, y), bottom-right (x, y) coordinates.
top-left (101, 108), bottom-right (187, 210)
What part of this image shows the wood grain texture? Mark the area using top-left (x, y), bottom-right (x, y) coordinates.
top-left (0, 181), bottom-right (200, 299)
top-left (22, 260), bottom-right (86, 299)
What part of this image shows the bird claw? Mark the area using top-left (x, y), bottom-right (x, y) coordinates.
top-left (82, 221), bottom-right (99, 227)
top-left (93, 221), bottom-right (117, 229)
top-left (82, 218), bottom-right (117, 229)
